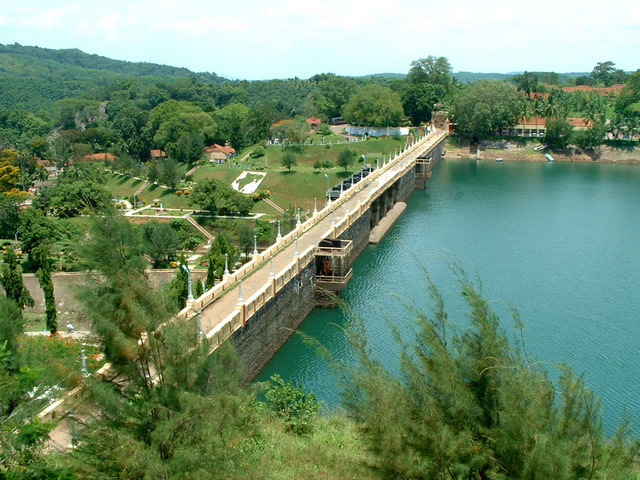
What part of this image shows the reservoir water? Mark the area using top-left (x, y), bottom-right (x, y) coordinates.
top-left (256, 159), bottom-right (640, 433)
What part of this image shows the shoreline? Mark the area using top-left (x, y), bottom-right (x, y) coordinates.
top-left (449, 143), bottom-right (640, 165)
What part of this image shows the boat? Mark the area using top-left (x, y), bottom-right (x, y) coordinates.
top-left (496, 157), bottom-right (504, 163)
top-left (545, 154), bottom-right (555, 162)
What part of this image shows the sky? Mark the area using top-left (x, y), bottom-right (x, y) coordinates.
top-left (0, 0), bottom-right (639, 80)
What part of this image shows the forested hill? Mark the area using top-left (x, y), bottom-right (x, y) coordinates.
top-left (0, 43), bottom-right (226, 112)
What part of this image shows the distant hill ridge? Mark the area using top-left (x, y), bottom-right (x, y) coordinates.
top-left (0, 43), bottom-right (226, 112)
top-left (0, 43), bottom-right (593, 112)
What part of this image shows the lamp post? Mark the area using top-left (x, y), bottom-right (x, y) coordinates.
top-left (181, 264), bottom-right (194, 303)
top-left (295, 237), bottom-right (299, 256)
top-left (313, 197), bottom-right (318, 215)
top-left (269, 256), bottom-right (275, 278)
top-left (324, 173), bottom-right (331, 205)
top-left (66, 324), bottom-right (88, 376)
top-left (277, 220), bottom-right (282, 241)
top-left (224, 253), bottom-right (230, 276)
top-left (296, 208), bottom-right (301, 226)
top-left (253, 235), bottom-right (258, 256)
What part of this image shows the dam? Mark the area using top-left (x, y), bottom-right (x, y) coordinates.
top-left (180, 130), bottom-right (448, 379)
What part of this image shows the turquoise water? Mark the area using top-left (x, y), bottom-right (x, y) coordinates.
top-left (256, 159), bottom-right (640, 433)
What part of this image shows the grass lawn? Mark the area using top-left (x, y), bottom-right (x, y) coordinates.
top-left (137, 184), bottom-right (192, 209)
top-left (104, 172), bottom-right (146, 197)
top-left (101, 136), bottom-right (407, 214)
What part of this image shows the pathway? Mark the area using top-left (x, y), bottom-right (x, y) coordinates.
top-left (186, 215), bottom-right (214, 241)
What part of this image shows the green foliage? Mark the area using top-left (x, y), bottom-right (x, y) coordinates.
top-left (168, 264), bottom-right (189, 310)
top-left (38, 164), bottom-right (112, 217)
top-left (251, 145), bottom-right (265, 158)
top-left (190, 178), bottom-right (252, 215)
top-left (451, 80), bottom-right (523, 140)
top-left (337, 148), bottom-right (357, 171)
top-left (343, 84), bottom-right (404, 127)
top-left (0, 43), bottom-right (225, 113)
top-left (546, 118), bottom-right (575, 149)
top-left (402, 83), bottom-right (444, 126)
top-left (590, 61), bottom-right (627, 87)
top-left (282, 150), bottom-right (298, 171)
top-left (204, 232), bottom-right (238, 287)
top-left (150, 100), bottom-right (217, 149)
top-left (193, 275), bottom-right (204, 299)
top-left (511, 71), bottom-right (539, 99)
top-left (0, 194), bottom-right (20, 239)
top-left (342, 269), bottom-right (640, 479)
top-left (33, 244), bottom-right (57, 334)
top-left (0, 293), bottom-right (24, 373)
top-left (573, 125), bottom-right (606, 150)
top-left (140, 220), bottom-right (181, 268)
top-left (266, 374), bottom-right (320, 434)
top-left (309, 73), bottom-right (358, 120)
top-left (0, 248), bottom-right (34, 310)
top-left (75, 216), bottom-right (168, 384)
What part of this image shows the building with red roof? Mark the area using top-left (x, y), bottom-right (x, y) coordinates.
top-left (205, 144), bottom-right (236, 163)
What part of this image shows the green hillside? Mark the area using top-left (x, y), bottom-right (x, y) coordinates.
top-left (0, 43), bottom-right (226, 112)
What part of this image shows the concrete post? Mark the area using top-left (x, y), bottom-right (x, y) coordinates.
top-left (237, 280), bottom-right (244, 304)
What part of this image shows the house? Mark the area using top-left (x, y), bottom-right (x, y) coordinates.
top-left (500, 117), bottom-right (593, 137)
top-left (150, 149), bottom-right (167, 160)
top-left (306, 117), bottom-right (323, 129)
top-left (205, 144), bottom-right (236, 163)
top-left (84, 153), bottom-right (117, 162)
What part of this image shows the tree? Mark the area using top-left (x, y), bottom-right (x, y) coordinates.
top-left (168, 264), bottom-right (189, 310)
top-left (190, 178), bottom-right (251, 215)
top-left (0, 248), bottom-right (34, 310)
top-left (33, 244), bottom-right (56, 334)
top-left (238, 223), bottom-right (254, 257)
top-left (160, 157), bottom-right (181, 189)
top-left (451, 80), bottom-right (523, 141)
top-left (337, 148), bottom-right (357, 172)
top-left (546, 118), bottom-right (574, 149)
top-left (342, 269), bottom-right (640, 479)
top-left (573, 125), bottom-right (606, 150)
top-left (511, 71), bottom-right (539, 99)
top-left (590, 61), bottom-right (626, 87)
top-left (266, 374), bottom-right (319, 434)
top-left (141, 221), bottom-right (181, 268)
top-left (402, 83), bottom-right (444, 126)
top-left (309, 74), bottom-right (357, 120)
top-left (0, 194), bottom-right (20, 239)
top-left (343, 85), bottom-right (404, 127)
top-left (282, 150), bottom-right (297, 171)
top-left (0, 292), bottom-right (24, 374)
top-left (75, 216), bottom-right (167, 384)
top-left (18, 207), bottom-right (58, 263)
top-left (407, 56), bottom-right (453, 90)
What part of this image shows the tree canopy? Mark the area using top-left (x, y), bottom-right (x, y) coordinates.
top-left (343, 84), bottom-right (404, 127)
top-left (341, 269), bottom-right (640, 479)
top-left (451, 80), bottom-right (523, 140)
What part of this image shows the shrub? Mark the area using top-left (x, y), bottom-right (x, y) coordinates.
top-left (251, 146), bottom-right (265, 158)
top-left (266, 374), bottom-right (319, 434)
